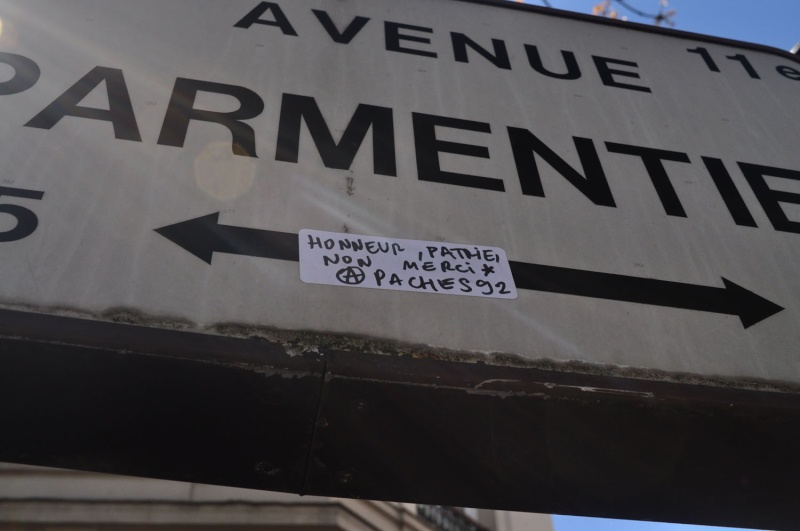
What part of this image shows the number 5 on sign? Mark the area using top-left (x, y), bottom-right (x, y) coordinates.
top-left (0, 185), bottom-right (45, 242)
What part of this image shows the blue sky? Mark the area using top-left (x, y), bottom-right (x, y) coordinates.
top-left (523, 0), bottom-right (800, 51)
top-left (518, 4), bottom-right (791, 531)
top-left (552, 516), bottom-right (761, 531)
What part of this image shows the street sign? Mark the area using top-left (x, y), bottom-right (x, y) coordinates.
top-left (2, 0), bottom-right (798, 386)
top-left (2, 2), bottom-right (800, 528)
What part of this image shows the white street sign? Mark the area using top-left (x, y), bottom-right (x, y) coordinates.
top-left (1, 0), bottom-right (799, 386)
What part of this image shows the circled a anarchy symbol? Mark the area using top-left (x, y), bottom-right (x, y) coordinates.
top-left (336, 266), bottom-right (366, 285)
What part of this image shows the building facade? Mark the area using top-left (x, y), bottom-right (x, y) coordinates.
top-left (0, 463), bottom-right (553, 531)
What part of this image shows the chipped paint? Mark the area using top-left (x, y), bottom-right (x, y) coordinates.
top-left (2, 300), bottom-right (800, 394)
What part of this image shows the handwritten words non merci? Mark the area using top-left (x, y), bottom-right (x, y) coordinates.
top-left (299, 230), bottom-right (517, 299)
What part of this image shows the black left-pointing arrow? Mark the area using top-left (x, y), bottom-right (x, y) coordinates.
top-left (155, 213), bottom-right (784, 328)
top-left (154, 212), bottom-right (298, 264)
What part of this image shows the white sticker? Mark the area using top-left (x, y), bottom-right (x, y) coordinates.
top-left (299, 229), bottom-right (517, 299)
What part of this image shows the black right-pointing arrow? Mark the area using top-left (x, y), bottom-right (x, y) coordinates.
top-left (510, 261), bottom-right (784, 329)
top-left (154, 212), bottom-right (784, 329)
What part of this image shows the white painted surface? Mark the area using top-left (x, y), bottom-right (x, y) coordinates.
top-left (0, 0), bottom-right (798, 384)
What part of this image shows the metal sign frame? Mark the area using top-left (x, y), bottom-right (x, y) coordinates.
top-left (3, 307), bottom-right (800, 529)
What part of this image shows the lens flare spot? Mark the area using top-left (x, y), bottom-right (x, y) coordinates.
top-left (0, 18), bottom-right (19, 46)
top-left (194, 142), bottom-right (256, 201)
